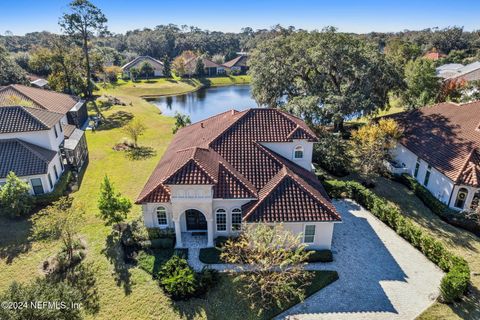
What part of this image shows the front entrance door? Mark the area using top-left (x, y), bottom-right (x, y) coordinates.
top-left (185, 209), bottom-right (207, 231)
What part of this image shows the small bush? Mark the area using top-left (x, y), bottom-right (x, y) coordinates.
top-left (398, 174), bottom-right (480, 236)
top-left (158, 255), bottom-right (197, 300)
top-left (323, 179), bottom-right (471, 303)
top-left (140, 238), bottom-right (175, 249)
top-left (196, 267), bottom-right (219, 296)
top-left (147, 227), bottom-right (175, 239)
top-left (214, 236), bottom-right (231, 247)
top-left (307, 249), bottom-right (333, 262)
top-left (34, 171), bottom-right (73, 206)
top-left (199, 247), bottom-right (223, 264)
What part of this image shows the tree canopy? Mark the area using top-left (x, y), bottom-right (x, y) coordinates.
top-left (249, 28), bottom-right (403, 130)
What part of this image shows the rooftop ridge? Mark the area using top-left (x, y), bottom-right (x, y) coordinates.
top-left (218, 162), bottom-right (257, 197)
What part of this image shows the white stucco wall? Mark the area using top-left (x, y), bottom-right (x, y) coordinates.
top-left (392, 143), bottom-right (455, 205)
top-left (262, 222), bottom-right (335, 250)
top-left (0, 122), bottom-right (65, 151)
top-left (261, 139), bottom-right (314, 170)
top-left (0, 152), bottom-right (64, 195)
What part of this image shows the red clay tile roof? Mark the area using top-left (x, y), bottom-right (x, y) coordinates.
top-left (390, 101), bottom-right (480, 187)
top-left (137, 108), bottom-right (340, 223)
top-left (0, 84), bottom-right (81, 115)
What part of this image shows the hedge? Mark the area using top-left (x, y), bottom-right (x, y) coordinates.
top-left (397, 174), bottom-right (480, 236)
top-left (307, 249), bottom-right (333, 263)
top-left (324, 179), bottom-right (470, 303)
top-left (34, 171), bottom-right (73, 206)
top-left (140, 238), bottom-right (175, 249)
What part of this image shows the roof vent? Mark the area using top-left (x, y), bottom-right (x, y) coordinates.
top-left (200, 122), bottom-right (204, 128)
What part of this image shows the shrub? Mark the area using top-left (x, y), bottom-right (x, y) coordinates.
top-left (398, 174), bottom-right (480, 236)
top-left (307, 249), bottom-right (333, 263)
top-left (199, 247), bottom-right (223, 264)
top-left (158, 255), bottom-right (197, 300)
top-left (196, 267), bottom-right (219, 296)
top-left (147, 227), bottom-right (175, 239)
top-left (34, 170), bottom-right (73, 206)
top-left (324, 179), bottom-right (471, 303)
top-left (0, 171), bottom-right (34, 218)
top-left (313, 131), bottom-right (350, 176)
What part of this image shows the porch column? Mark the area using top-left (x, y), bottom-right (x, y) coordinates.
top-left (207, 218), bottom-right (214, 247)
top-left (174, 219), bottom-right (183, 248)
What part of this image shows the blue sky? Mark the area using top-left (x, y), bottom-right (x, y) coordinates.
top-left (1, 0), bottom-right (479, 35)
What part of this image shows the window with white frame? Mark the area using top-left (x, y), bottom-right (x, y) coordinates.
top-left (156, 206), bottom-right (167, 225)
top-left (216, 209), bottom-right (227, 231)
top-left (30, 178), bottom-right (44, 195)
top-left (414, 157), bottom-right (420, 178)
top-left (294, 145), bottom-right (304, 159)
top-left (455, 188), bottom-right (469, 209)
top-left (231, 208), bottom-right (242, 231)
top-left (423, 165), bottom-right (432, 186)
top-left (53, 165), bottom-right (59, 180)
top-left (304, 225), bottom-right (316, 243)
top-left (47, 173), bottom-right (53, 189)
top-left (53, 125), bottom-right (58, 138)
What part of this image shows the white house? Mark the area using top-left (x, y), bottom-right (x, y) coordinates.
top-left (0, 105), bottom-right (88, 194)
top-left (121, 56), bottom-right (164, 78)
top-left (390, 101), bottom-right (480, 211)
top-left (137, 108), bottom-right (341, 249)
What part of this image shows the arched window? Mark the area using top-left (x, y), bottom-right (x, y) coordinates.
top-left (216, 209), bottom-right (227, 231)
top-left (470, 190), bottom-right (480, 210)
top-left (231, 208), bottom-right (242, 231)
top-left (156, 206), bottom-right (167, 225)
top-left (454, 188), bottom-right (469, 209)
top-left (294, 145), bottom-right (304, 159)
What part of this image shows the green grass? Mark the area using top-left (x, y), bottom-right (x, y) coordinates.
top-left (368, 177), bottom-right (480, 320)
top-left (103, 75), bottom-right (251, 98)
top-left (0, 77), bottom-right (336, 320)
top-left (174, 270), bottom-right (339, 320)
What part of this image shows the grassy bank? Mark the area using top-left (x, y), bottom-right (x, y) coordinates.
top-left (104, 75), bottom-right (250, 98)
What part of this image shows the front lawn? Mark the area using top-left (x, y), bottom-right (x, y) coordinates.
top-left (370, 177), bottom-right (480, 320)
top-left (175, 270), bottom-right (339, 320)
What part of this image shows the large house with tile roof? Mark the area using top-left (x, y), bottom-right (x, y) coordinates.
top-left (0, 84), bottom-right (88, 128)
top-left (0, 94), bottom-right (89, 194)
top-left (137, 108), bottom-right (341, 248)
top-left (390, 101), bottom-right (480, 211)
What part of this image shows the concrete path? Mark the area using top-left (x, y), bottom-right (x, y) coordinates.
top-left (277, 199), bottom-right (444, 320)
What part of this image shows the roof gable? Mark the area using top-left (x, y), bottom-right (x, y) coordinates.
top-left (122, 56), bottom-right (164, 70)
top-left (164, 158), bottom-right (216, 185)
top-left (0, 139), bottom-right (57, 178)
top-left (0, 85), bottom-right (80, 115)
top-left (0, 106), bottom-right (62, 133)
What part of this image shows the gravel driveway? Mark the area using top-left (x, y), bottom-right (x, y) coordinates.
top-left (277, 199), bottom-right (444, 320)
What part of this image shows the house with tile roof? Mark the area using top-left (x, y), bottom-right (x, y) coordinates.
top-left (223, 54), bottom-right (248, 74)
top-left (0, 84), bottom-right (88, 128)
top-left (137, 108), bottom-right (341, 248)
top-left (184, 57), bottom-right (226, 76)
top-left (0, 105), bottom-right (89, 194)
top-left (121, 56), bottom-right (164, 78)
top-left (390, 101), bottom-right (480, 211)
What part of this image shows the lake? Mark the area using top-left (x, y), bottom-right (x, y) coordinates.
top-left (149, 85), bottom-right (258, 123)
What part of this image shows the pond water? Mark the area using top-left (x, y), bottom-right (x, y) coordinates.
top-left (148, 85), bottom-right (258, 123)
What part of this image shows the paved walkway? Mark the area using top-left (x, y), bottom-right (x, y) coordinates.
top-left (277, 200), bottom-right (444, 320)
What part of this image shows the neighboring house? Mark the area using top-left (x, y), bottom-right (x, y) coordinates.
top-left (122, 56), bottom-right (164, 78)
top-left (137, 108), bottom-right (341, 249)
top-left (389, 101), bottom-right (480, 211)
top-left (0, 84), bottom-right (88, 128)
top-left (436, 63), bottom-right (464, 79)
top-left (0, 106), bottom-right (79, 194)
top-left (437, 61), bottom-right (480, 83)
top-left (223, 54), bottom-right (248, 74)
top-left (184, 57), bottom-right (225, 76)
top-left (424, 51), bottom-right (446, 61)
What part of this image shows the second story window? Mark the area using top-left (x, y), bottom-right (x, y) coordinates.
top-left (294, 145), bottom-right (304, 159)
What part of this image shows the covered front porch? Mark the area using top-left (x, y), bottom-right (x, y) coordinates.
top-left (173, 208), bottom-right (214, 248)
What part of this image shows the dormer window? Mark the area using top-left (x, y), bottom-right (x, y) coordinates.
top-left (294, 145), bottom-right (304, 159)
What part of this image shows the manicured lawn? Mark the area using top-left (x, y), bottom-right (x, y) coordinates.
top-left (0, 78), bottom-right (335, 319)
top-left (175, 270), bottom-right (339, 320)
top-left (370, 177), bottom-right (480, 320)
top-left (104, 75), bottom-right (251, 98)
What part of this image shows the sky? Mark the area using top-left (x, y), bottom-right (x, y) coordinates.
top-left (1, 0), bottom-right (479, 36)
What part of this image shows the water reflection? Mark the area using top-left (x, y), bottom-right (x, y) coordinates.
top-left (149, 85), bottom-right (258, 123)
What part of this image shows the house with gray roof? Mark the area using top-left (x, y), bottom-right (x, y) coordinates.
top-left (122, 56), bottom-right (164, 78)
top-left (0, 105), bottom-right (88, 195)
top-left (436, 61), bottom-right (480, 83)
